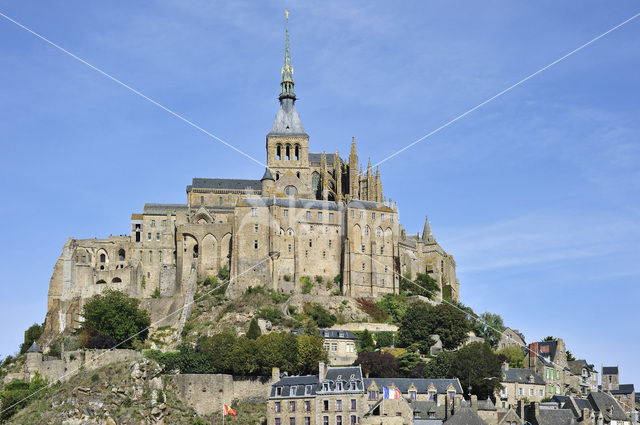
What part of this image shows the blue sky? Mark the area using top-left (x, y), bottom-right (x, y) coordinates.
top-left (1, 1), bottom-right (638, 385)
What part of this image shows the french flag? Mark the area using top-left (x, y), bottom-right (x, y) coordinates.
top-left (383, 387), bottom-right (402, 399)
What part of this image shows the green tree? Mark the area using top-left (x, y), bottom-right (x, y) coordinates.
top-left (423, 351), bottom-right (457, 379)
top-left (80, 289), bottom-right (151, 349)
top-left (432, 303), bottom-right (470, 350)
top-left (566, 350), bottom-right (576, 362)
top-left (359, 329), bottom-right (375, 353)
top-left (396, 301), bottom-right (436, 353)
top-left (397, 352), bottom-right (425, 378)
top-left (401, 273), bottom-right (440, 299)
top-left (376, 294), bottom-right (408, 323)
top-left (543, 336), bottom-right (557, 341)
top-left (449, 342), bottom-right (502, 400)
top-left (355, 351), bottom-right (399, 378)
top-left (295, 334), bottom-right (327, 374)
top-left (496, 346), bottom-right (525, 368)
top-left (146, 344), bottom-right (212, 374)
top-left (304, 303), bottom-right (336, 328)
top-left (0, 372), bottom-right (48, 422)
top-left (230, 337), bottom-right (259, 376)
top-left (256, 332), bottom-right (299, 375)
top-left (247, 318), bottom-right (261, 340)
top-left (200, 331), bottom-right (237, 373)
top-left (374, 332), bottom-right (395, 349)
top-left (19, 322), bottom-right (45, 354)
top-left (218, 265), bottom-right (230, 282)
top-left (471, 312), bottom-right (505, 348)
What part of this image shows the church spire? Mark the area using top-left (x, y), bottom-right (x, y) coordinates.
top-left (422, 216), bottom-right (435, 243)
top-left (280, 10), bottom-right (296, 101)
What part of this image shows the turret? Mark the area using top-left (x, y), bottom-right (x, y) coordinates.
top-left (261, 168), bottom-right (275, 196)
top-left (422, 216), bottom-right (435, 243)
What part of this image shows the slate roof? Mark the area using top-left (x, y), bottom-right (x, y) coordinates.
top-left (534, 340), bottom-right (559, 367)
top-left (189, 178), bottom-right (262, 191)
top-left (269, 374), bottom-right (318, 398)
top-left (320, 366), bottom-right (365, 393)
top-left (26, 341), bottom-right (42, 353)
top-left (320, 329), bottom-right (358, 340)
top-left (261, 168), bottom-right (274, 181)
top-left (347, 199), bottom-right (393, 212)
top-left (588, 391), bottom-right (630, 421)
top-left (567, 359), bottom-right (595, 375)
top-left (269, 98), bottom-right (307, 136)
top-left (142, 203), bottom-right (188, 215)
top-left (602, 366), bottom-right (619, 375)
top-left (503, 368), bottom-right (546, 385)
top-left (611, 384), bottom-right (635, 395)
top-left (410, 400), bottom-right (443, 419)
top-left (530, 408), bottom-right (578, 425)
top-left (364, 378), bottom-right (463, 394)
top-left (240, 197), bottom-right (343, 211)
top-left (308, 153), bottom-right (342, 165)
top-left (443, 407), bottom-right (489, 425)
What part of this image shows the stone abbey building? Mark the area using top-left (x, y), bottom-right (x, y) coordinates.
top-left (43, 19), bottom-right (459, 344)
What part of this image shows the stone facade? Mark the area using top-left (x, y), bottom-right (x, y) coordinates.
top-left (566, 360), bottom-right (598, 396)
top-left (267, 363), bottom-right (464, 425)
top-left (497, 364), bottom-right (546, 410)
top-left (497, 328), bottom-right (525, 350)
top-left (41, 19), bottom-right (459, 347)
top-left (319, 330), bottom-right (358, 366)
top-left (525, 338), bottom-right (571, 397)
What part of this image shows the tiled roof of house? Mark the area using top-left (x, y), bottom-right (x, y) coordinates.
top-left (443, 407), bottom-right (488, 425)
top-left (269, 374), bottom-right (318, 398)
top-left (190, 178), bottom-right (262, 191)
top-left (602, 366), bottom-right (619, 375)
top-left (240, 197), bottom-right (343, 211)
top-left (142, 203), bottom-right (188, 215)
top-left (588, 392), bottom-right (629, 421)
top-left (503, 368), bottom-right (546, 385)
top-left (364, 378), bottom-right (463, 394)
top-left (347, 199), bottom-right (393, 212)
top-left (531, 409), bottom-right (578, 425)
top-left (611, 383), bottom-right (634, 395)
top-left (319, 329), bottom-right (358, 340)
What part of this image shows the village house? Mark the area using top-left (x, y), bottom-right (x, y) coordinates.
top-left (497, 363), bottom-right (546, 409)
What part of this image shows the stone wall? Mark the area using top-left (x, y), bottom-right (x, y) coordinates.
top-left (169, 374), bottom-right (273, 416)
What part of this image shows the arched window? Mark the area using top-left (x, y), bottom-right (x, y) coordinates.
top-left (96, 279), bottom-right (107, 285)
top-left (285, 145), bottom-right (291, 160)
top-left (296, 172), bottom-right (300, 179)
top-left (285, 185), bottom-right (297, 197)
top-left (100, 253), bottom-right (106, 263)
top-left (276, 172), bottom-right (280, 181)
top-left (111, 277), bottom-right (122, 283)
top-left (311, 172), bottom-right (320, 196)
top-left (295, 145), bottom-right (300, 160)
top-left (364, 226), bottom-right (369, 236)
top-left (376, 227), bottom-right (382, 237)
top-left (118, 249), bottom-right (126, 261)
top-left (193, 244), bottom-right (199, 258)
top-left (276, 144), bottom-right (282, 160)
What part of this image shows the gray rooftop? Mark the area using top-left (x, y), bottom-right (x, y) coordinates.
top-left (270, 374), bottom-right (318, 398)
top-left (602, 366), bottom-right (618, 375)
top-left (347, 199), bottom-right (393, 212)
top-left (26, 341), bottom-right (42, 353)
top-left (240, 197), bottom-right (343, 211)
top-left (142, 203), bottom-right (188, 215)
top-left (268, 98), bottom-right (307, 136)
top-left (190, 178), bottom-right (262, 191)
top-left (443, 407), bottom-right (488, 425)
top-left (364, 378), bottom-right (463, 394)
top-left (308, 153), bottom-right (341, 164)
top-left (611, 383), bottom-right (634, 394)
top-left (529, 409), bottom-right (578, 425)
top-left (588, 392), bottom-right (629, 421)
top-left (503, 368), bottom-right (546, 385)
top-left (320, 329), bottom-right (358, 340)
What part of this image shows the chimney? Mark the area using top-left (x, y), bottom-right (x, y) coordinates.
top-left (272, 367), bottom-right (280, 382)
top-left (582, 408), bottom-right (590, 422)
top-left (470, 395), bottom-right (478, 411)
top-left (517, 400), bottom-right (525, 420)
top-left (319, 362), bottom-right (327, 381)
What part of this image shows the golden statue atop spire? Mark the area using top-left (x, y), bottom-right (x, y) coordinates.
top-left (284, 9), bottom-right (290, 20)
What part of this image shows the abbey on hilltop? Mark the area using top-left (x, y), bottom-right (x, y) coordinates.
top-left (43, 17), bottom-right (459, 345)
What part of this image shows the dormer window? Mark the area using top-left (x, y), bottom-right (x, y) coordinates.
top-left (349, 382), bottom-right (357, 391)
top-left (305, 385), bottom-right (312, 395)
top-left (275, 387), bottom-right (282, 396)
top-left (428, 390), bottom-right (436, 401)
top-left (322, 382), bottom-right (330, 391)
top-left (409, 390), bottom-right (417, 400)
top-left (290, 385), bottom-right (297, 396)
top-left (336, 382), bottom-right (343, 391)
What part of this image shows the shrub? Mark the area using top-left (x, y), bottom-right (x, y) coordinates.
top-left (314, 275), bottom-right (323, 284)
top-left (247, 318), bottom-right (261, 340)
top-left (376, 294), bottom-right (408, 323)
top-left (80, 289), bottom-right (151, 349)
top-left (401, 272), bottom-right (440, 299)
top-left (91, 373), bottom-right (100, 382)
top-left (218, 265), bottom-right (230, 282)
top-left (355, 298), bottom-right (389, 322)
top-left (303, 303), bottom-right (336, 328)
top-left (375, 331), bottom-right (395, 349)
top-left (204, 276), bottom-right (218, 286)
top-left (283, 274), bottom-right (291, 282)
top-left (151, 287), bottom-right (162, 298)
top-left (355, 352), bottom-right (398, 378)
top-left (333, 274), bottom-right (342, 285)
top-left (0, 372), bottom-right (48, 421)
top-left (256, 307), bottom-right (283, 323)
top-left (300, 276), bottom-right (313, 294)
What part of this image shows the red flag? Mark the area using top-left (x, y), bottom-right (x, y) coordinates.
top-left (223, 404), bottom-right (237, 417)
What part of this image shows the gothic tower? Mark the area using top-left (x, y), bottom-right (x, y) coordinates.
top-left (265, 12), bottom-right (312, 198)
